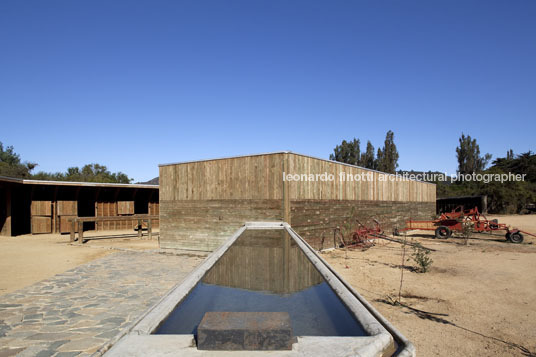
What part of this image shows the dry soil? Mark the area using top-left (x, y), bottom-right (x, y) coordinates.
top-left (0, 230), bottom-right (159, 295)
top-left (324, 214), bottom-right (536, 356)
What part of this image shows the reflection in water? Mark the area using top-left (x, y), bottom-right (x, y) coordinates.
top-left (203, 230), bottom-right (324, 294)
top-left (155, 229), bottom-right (366, 337)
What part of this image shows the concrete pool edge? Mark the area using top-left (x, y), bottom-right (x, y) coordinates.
top-left (285, 225), bottom-right (416, 357)
top-left (100, 222), bottom-right (415, 357)
top-left (104, 334), bottom-right (392, 356)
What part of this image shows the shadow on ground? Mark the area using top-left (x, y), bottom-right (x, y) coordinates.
top-left (376, 298), bottom-right (536, 357)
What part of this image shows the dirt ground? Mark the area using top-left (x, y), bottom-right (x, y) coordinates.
top-left (324, 214), bottom-right (536, 356)
top-left (0, 230), bottom-right (159, 296)
top-left (2, 217), bottom-right (535, 356)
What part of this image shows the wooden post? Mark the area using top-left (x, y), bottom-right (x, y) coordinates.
top-left (113, 188), bottom-right (120, 230)
top-left (137, 219), bottom-right (142, 239)
top-left (282, 153), bottom-right (291, 224)
top-left (70, 219), bottom-right (75, 242)
top-left (1, 188), bottom-right (12, 236)
top-left (52, 186), bottom-right (58, 234)
top-left (30, 185), bottom-right (35, 235)
top-left (333, 228), bottom-right (337, 249)
top-left (148, 218), bottom-right (152, 240)
top-left (78, 221), bottom-right (84, 244)
top-left (94, 187), bottom-right (101, 231)
top-left (282, 153), bottom-right (291, 293)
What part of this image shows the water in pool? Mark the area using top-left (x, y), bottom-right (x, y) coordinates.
top-left (154, 229), bottom-right (366, 337)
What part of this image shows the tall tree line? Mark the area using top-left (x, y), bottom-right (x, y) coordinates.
top-left (456, 133), bottom-right (492, 175)
top-left (329, 130), bottom-right (399, 174)
top-left (437, 133), bottom-right (535, 213)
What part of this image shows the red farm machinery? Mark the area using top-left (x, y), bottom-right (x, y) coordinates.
top-left (334, 218), bottom-right (429, 250)
top-left (395, 206), bottom-right (536, 243)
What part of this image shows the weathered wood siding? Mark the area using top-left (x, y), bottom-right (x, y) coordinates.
top-left (117, 201), bottom-right (135, 215)
top-left (0, 179), bottom-right (159, 236)
top-left (31, 201), bottom-right (52, 234)
top-left (149, 201), bottom-right (160, 228)
top-left (159, 154), bottom-right (285, 250)
top-left (57, 201), bottom-right (77, 216)
top-left (96, 201), bottom-right (137, 230)
top-left (159, 154), bottom-right (284, 201)
top-left (57, 200), bottom-right (77, 233)
top-left (159, 152), bottom-right (436, 251)
top-left (288, 154), bottom-right (436, 202)
top-left (31, 201), bottom-right (52, 216)
top-left (31, 216), bottom-right (52, 234)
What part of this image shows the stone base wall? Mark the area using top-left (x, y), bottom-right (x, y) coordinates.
top-left (159, 199), bottom-right (283, 251)
top-left (291, 200), bottom-right (436, 250)
top-left (160, 199), bottom-right (435, 251)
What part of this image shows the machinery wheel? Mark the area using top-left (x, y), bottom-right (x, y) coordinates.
top-left (489, 219), bottom-right (499, 230)
top-left (435, 226), bottom-right (451, 239)
top-left (509, 232), bottom-right (524, 244)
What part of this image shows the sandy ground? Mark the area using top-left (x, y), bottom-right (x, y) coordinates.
top-left (486, 214), bottom-right (536, 233)
top-left (2, 217), bottom-right (535, 356)
top-left (0, 230), bottom-right (160, 296)
top-left (324, 214), bottom-right (536, 356)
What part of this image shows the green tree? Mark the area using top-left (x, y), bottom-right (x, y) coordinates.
top-left (492, 151), bottom-right (535, 179)
top-left (360, 141), bottom-right (376, 169)
top-left (376, 147), bottom-right (383, 170)
top-left (33, 163), bottom-right (132, 183)
top-left (0, 141), bottom-right (37, 178)
top-left (438, 150), bottom-right (536, 213)
top-left (456, 133), bottom-right (491, 175)
top-left (376, 130), bottom-right (399, 174)
top-left (329, 138), bottom-right (361, 166)
top-left (506, 149), bottom-right (514, 160)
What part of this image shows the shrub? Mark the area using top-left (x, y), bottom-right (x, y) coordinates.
top-left (411, 246), bottom-right (433, 273)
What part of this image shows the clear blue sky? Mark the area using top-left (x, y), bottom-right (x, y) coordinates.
top-left (1, 1), bottom-right (534, 182)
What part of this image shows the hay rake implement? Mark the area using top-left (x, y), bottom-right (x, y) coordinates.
top-left (395, 206), bottom-right (536, 243)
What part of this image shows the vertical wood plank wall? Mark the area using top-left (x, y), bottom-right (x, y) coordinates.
top-left (287, 154), bottom-right (436, 202)
top-left (31, 201), bottom-right (52, 233)
top-left (57, 200), bottom-right (77, 233)
top-left (159, 154), bottom-right (284, 201)
top-left (149, 201), bottom-right (160, 228)
top-left (4, 185), bottom-right (159, 236)
top-left (159, 154), bottom-right (285, 250)
top-left (96, 201), bottom-right (137, 230)
top-left (159, 153), bottom-right (436, 251)
top-left (287, 154), bottom-right (436, 249)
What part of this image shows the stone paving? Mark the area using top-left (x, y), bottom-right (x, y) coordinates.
top-left (0, 250), bottom-right (206, 357)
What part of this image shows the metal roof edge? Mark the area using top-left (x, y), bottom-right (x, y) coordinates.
top-left (0, 176), bottom-right (24, 184)
top-left (0, 176), bottom-right (158, 189)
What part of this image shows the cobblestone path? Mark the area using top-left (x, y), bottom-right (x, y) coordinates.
top-left (0, 250), bottom-right (205, 357)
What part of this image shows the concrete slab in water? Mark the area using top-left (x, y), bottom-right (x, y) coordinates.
top-left (197, 312), bottom-right (293, 350)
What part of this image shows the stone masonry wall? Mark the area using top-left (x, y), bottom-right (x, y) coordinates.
top-left (291, 200), bottom-right (436, 250)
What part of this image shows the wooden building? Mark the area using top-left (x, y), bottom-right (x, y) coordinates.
top-left (0, 176), bottom-right (159, 236)
top-left (436, 195), bottom-right (487, 214)
top-left (159, 152), bottom-right (436, 251)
